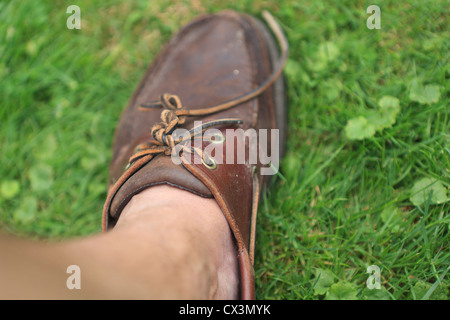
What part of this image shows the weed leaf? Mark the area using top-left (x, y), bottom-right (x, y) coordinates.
top-left (410, 177), bottom-right (447, 207)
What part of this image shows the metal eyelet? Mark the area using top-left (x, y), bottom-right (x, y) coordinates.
top-left (134, 144), bottom-right (143, 153)
top-left (201, 154), bottom-right (217, 170)
top-left (252, 165), bottom-right (258, 177)
top-left (208, 132), bottom-right (225, 144)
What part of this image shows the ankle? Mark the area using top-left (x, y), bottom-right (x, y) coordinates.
top-left (116, 185), bottom-right (239, 299)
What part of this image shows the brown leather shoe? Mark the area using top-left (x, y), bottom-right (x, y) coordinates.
top-left (102, 10), bottom-right (288, 299)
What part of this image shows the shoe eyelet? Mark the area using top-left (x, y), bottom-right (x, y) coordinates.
top-left (134, 144), bottom-right (143, 153)
top-left (201, 154), bottom-right (217, 170)
top-left (252, 165), bottom-right (258, 177)
top-left (210, 132), bottom-right (225, 144)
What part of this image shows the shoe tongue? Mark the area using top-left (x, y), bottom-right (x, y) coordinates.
top-left (106, 154), bottom-right (212, 228)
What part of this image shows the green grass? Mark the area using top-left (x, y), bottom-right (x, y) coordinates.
top-left (0, 0), bottom-right (448, 300)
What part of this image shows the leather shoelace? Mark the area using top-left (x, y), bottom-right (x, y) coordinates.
top-left (127, 11), bottom-right (288, 169)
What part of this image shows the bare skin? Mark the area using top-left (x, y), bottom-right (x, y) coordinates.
top-left (0, 186), bottom-right (239, 299)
